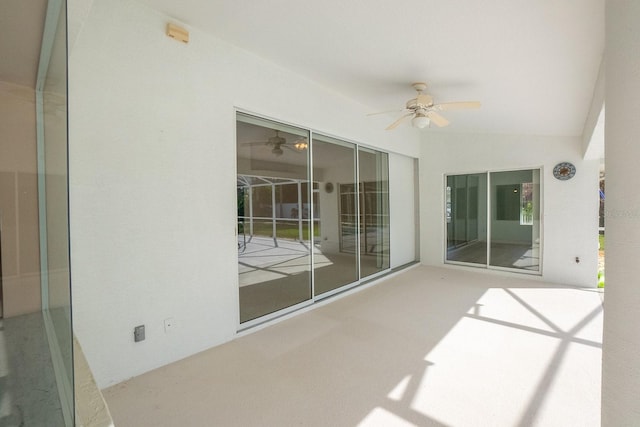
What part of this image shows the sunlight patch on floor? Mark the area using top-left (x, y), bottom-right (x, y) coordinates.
top-left (387, 375), bottom-right (412, 402)
top-left (358, 407), bottom-right (419, 427)
top-left (398, 285), bottom-right (603, 426)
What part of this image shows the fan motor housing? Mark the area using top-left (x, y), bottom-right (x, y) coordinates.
top-left (406, 95), bottom-right (433, 110)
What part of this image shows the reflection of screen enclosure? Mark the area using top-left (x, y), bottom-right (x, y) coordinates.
top-left (236, 113), bottom-right (391, 324)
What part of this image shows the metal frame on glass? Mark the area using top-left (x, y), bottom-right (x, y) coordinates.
top-left (35, 0), bottom-right (74, 424)
top-left (236, 112), bottom-right (314, 330)
top-left (236, 110), bottom-right (391, 330)
top-left (444, 167), bottom-right (543, 275)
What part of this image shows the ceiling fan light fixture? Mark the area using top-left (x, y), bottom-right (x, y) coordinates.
top-left (371, 82), bottom-right (479, 130)
top-left (272, 146), bottom-right (283, 156)
top-left (412, 114), bottom-right (430, 129)
top-left (293, 138), bottom-right (308, 151)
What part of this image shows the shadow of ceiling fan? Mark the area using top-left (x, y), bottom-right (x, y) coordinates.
top-left (369, 82), bottom-right (481, 130)
top-left (243, 130), bottom-right (308, 156)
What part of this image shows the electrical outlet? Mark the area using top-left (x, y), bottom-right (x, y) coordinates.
top-left (164, 318), bottom-right (175, 333)
top-left (134, 325), bottom-right (145, 342)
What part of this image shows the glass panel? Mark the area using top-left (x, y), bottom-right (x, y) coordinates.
top-left (338, 183), bottom-right (358, 254)
top-left (312, 136), bottom-right (358, 296)
top-left (338, 183), bottom-right (356, 244)
top-left (251, 185), bottom-right (273, 218)
top-left (276, 220), bottom-right (302, 240)
top-left (236, 114), bottom-right (311, 323)
top-left (489, 169), bottom-right (540, 271)
top-left (358, 148), bottom-right (390, 278)
top-left (45, 1), bottom-right (73, 424)
top-left (445, 173), bottom-right (488, 265)
top-left (249, 220), bottom-right (274, 238)
top-left (1, 1), bottom-right (72, 424)
top-left (275, 183), bottom-right (299, 220)
top-left (44, 21), bottom-right (72, 388)
top-left (32, 0), bottom-right (73, 424)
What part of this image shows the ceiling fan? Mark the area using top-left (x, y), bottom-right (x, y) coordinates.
top-left (370, 82), bottom-right (480, 130)
top-left (244, 130), bottom-right (308, 156)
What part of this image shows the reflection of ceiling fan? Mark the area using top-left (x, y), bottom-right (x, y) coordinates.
top-left (244, 130), bottom-right (308, 156)
top-left (370, 82), bottom-right (480, 130)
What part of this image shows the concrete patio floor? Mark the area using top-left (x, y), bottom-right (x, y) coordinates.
top-left (103, 266), bottom-right (603, 426)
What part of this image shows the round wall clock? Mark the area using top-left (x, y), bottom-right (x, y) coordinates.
top-left (324, 182), bottom-right (334, 193)
top-left (553, 162), bottom-right (576, 180)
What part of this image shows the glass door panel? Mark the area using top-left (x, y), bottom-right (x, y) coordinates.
top-left (358, 148), bottom-right (390, 278)
top-left (338, 183), bottom-right (358, 254)
top-left (489, 169), bottom-right (541, 271)
top-left (237, 114), bottom-right (397, 321)
top-left (445, 173), bottom-right (487, 265)
top-left (236, 113), bottom-right (311, 323)
top-left (312, 135), bottom-right (358, 296)
top-left (39, 0), bottom-right (74, 423)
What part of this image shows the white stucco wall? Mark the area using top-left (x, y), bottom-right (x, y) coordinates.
top-left (389, 153), bottom-right (418, 266)
top-left (420, 132), bottom-right (600, 287)
top-left (68, 0), bottom-right (420, 388)
top-left (602, 1), bottom-right (640, 424)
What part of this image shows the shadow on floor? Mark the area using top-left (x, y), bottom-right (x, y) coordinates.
top-left (105, 266), bottom-right (603, 427)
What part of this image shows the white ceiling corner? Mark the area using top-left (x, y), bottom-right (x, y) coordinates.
top-left (0, 0), bottom-right (48, 88)
top-left (140, 0), bottom-right (605, 137)
top-left (2, 0), bottom-right (605, 137)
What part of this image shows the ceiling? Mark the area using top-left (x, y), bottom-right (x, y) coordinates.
top-left (140, 0), bottom-right (605, 136)
top-left (1, 1), bottom-right (605, 137)
top-left (0, 0), bottom-right (48, 88)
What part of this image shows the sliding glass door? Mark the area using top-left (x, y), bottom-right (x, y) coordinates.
top-left (236, 115), bottom-right (312, 323)
top-left (38, 0), bottom-right (74, 424)
top-left (358, 149), bottom-right (390, 278)
top-left (445, 169), bottom-right (541, 273)
top-left (312, 135), bottom-right (358, 296)
top-left (446, 173), bottom-right (487, 265)
top-left (489, 170), bottom-right (540, 271)
top-left (236, 113), bottom-right (392, 324)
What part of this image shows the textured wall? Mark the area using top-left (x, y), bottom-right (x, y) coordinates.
top-left (420, 132), bottom-right (600, 287)
top-left (68, 0), bottom-right (420, 388)
top-left (602, 1), bottom-right (640, 424)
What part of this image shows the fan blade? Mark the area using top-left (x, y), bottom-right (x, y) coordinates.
top-left (367, 108), bottom-right (405, 116)
top-left (426, 111), bottom-right (450, 127)
top-left (386, 113), bottom-right (414, 130)
top-left (435, 101), bottom-right (481, 111)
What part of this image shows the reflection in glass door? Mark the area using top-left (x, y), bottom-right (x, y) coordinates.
top-left (236, 114), bottom-right (312, 323)
top-left (446, 173), bottom-right (487, 265)
top-left (37, 0), bottom-right (74, 424)
top-left (236, 113), bottom-right (392, 324)
top-left (445, 169), bottom-right (541, 273)
top-left (312, 136), bottom-right (358, 296)
top-left (358, 148), bottom-right (390, 278)
top-left (490, 169), bottom-right (541, 271)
